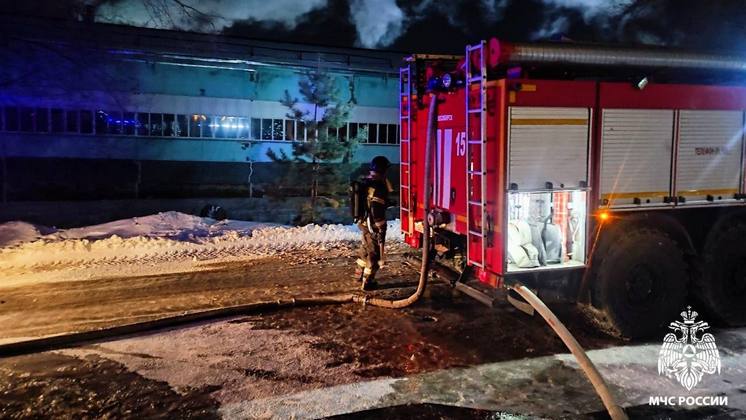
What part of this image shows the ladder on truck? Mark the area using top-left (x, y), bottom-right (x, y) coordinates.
top-left (465, 41), bottom-right (488, 269)
top-left (399, 65), bottom-right (413, 236)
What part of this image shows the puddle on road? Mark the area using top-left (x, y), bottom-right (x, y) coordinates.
top-left (238, 285), bottom-right (619, 380)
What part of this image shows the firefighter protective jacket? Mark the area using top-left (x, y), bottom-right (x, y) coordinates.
top-left (365, 174), bottom-right (392, 232)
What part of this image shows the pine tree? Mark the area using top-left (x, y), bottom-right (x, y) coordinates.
top-left (267, 70), bottom-right (361, 223)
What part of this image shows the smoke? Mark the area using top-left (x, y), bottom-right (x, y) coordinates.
top-left (88, 0), bottom-right (687, 51)
top-left (615, 2), bottom-right (681, 46)
top-left (481, 0), bottom-right (510, 22)
top-left (94, 0), bottom-right (328, 32)
top-left (541, 0), bottom-right (633, 23)
top-left (346, 0), bottom-right (505, 49)
top-left (531, 15), bottom-right (570, 40)
top-left (531, 0), bottom-right (635, 41)
top-left (412, 0), bottom-right (508, 27)
top-left (348, 0), bottom-right (404, 48)
top-left (95, 0), bottom-right (408, 49)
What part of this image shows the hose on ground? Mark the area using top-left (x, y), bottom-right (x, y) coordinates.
top-left (511, 284), bottom-right (628, 420)
top-left (363, 92), bottom-right (437, 309)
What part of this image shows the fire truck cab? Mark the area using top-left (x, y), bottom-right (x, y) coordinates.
top-left (400, 40), bottom-right (746, 338)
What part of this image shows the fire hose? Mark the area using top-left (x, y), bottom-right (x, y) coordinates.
top-left (511, 284), bottom-right (628, 420)
top-left (361, 92), bottom-right (437, 309)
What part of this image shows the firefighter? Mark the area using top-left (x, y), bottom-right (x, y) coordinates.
top-left (355, 155), bottom-right (394, 291)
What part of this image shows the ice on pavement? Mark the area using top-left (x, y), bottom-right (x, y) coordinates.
top-left (0, 211), bottom-right (402, 286)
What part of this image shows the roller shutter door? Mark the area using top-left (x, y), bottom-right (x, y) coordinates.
top-left (676, 110), bottom-right (743, 204)
top-left (508, 107), bottom-right (590, 191)
top-left (600, 109), bottom-right (674, 207)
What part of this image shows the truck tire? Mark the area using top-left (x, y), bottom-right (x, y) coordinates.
top-left (698, 222), bottom-right (746, 326)
top-left (592, 229), bottom-right (687, 339)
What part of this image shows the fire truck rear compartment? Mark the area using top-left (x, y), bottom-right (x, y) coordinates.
top-left (506, 190), bottom-right (587, 272)
top-left (505, 106), bottom-right (591, 273)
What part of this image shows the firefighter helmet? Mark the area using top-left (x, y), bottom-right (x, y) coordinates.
top-left (370, 156), bottom-right (391, 173)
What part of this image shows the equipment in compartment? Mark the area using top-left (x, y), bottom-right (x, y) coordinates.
top-left (507, 190), bottom-right (586, 272)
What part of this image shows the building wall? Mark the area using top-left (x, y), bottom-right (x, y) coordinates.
top-left (0, 22), bottom-right (403, 213)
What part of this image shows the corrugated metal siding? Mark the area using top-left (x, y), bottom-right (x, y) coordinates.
top-left (676, 110), bottom-right (743, 203)
top-left (508, 107), bottom-right (589, 190)
top-left (600, 109), bottom-right (674, 207)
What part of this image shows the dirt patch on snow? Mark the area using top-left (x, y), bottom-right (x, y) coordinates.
top-left (0, 352), bottom-right (219, 419)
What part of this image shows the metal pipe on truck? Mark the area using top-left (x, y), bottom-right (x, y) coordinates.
top-left (487, 38), bottom-right (746, 72)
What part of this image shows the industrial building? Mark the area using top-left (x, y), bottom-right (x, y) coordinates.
top-left (0, 16), bottom-right (403, 224)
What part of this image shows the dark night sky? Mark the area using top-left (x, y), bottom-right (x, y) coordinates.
top-left (4, 0), bottom-right (746, 54)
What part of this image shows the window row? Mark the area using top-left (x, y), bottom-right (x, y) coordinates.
top-left (0, 106), bottom-right (400, 144)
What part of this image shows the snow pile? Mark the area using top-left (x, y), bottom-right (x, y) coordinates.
top-left (48, 212), bottom-right (264, 243)
top-left (0, 212), bottom-right (402, 286)
top-left (0, 221), bottom-right (56, 248)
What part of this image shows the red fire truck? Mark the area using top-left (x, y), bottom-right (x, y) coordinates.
top-left (399, 39), bottom-right (746, 338)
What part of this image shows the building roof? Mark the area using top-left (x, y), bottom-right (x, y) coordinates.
top-left (0, 15), bottom-right (406, 76)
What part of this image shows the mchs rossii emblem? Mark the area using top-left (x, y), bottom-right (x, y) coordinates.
top-left (658, 306), bottom-right (721, 391)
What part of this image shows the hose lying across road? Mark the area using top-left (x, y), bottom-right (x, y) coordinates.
top-left (0, 92), bottom-right (626, 419)
top-left (512, 284), bottom-right (628, 420)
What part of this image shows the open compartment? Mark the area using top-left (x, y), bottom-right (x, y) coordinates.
top-left (506, 190), bottom-right (587, 273)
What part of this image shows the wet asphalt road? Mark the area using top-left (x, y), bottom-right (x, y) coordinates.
top-left (1, 250), bottom-right (745, 418)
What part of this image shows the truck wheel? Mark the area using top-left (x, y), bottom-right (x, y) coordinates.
top-left (592, 229), bottom-right (687, 339)
top-left (698, 222), bottom-right (746, 326)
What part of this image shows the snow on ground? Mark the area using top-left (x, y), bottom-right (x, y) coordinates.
top-left (55, 315), bottom-right (746, 418)
top-left (50, 211), bottom-right (264, 242)
top-left (0, 221), bottom-right (56, 248)
top-left (60, 320), bottom-right (361, 405)
top-left (0, 211), bottom-right (402, 288)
